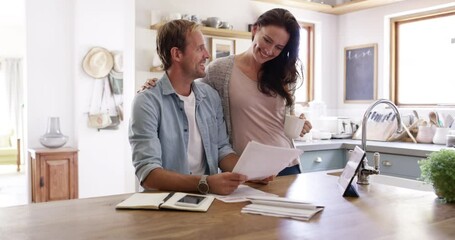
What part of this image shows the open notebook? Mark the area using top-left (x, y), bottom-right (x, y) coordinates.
top-left (116, 192), bottom-right (215, 212)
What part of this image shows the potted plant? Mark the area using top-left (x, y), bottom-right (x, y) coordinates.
top-left (419, 149), bottom-right (455, 203)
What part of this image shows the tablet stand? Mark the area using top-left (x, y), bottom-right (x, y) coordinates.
top-left (343, 183), bottom-right (359, 197)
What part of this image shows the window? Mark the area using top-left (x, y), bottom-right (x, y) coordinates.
top-left (294, 23), bottom-right (314, 103)
top-left (391, 8), bottom-right (455, 106)
top-left (0, 62), bottom-right (8, 127)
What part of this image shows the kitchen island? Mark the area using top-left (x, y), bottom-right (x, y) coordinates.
top-left (1, 171), bottom-right (454, 239)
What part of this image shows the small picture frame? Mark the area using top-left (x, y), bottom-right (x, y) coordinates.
top-left (344, 43), bottom-right (378, 103)
top-left (210, 38), bottom-right (235, 62)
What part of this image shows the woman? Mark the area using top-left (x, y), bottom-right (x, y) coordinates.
top-left (141, 8), bottom-right (311, 176)
top-left (202, 8), bottom-right (310, 175)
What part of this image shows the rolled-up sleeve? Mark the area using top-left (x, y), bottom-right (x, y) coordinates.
top-left (210, 88), bottom-right (235, 162)
top-left (129, 92), bottom-right (162, 184)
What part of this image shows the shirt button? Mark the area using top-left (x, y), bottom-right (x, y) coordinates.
top-left (180, 108), bottom-right (183, 111)
top-left (184, 129), bottom-right (188, 132)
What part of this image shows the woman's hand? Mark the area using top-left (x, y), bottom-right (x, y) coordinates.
top-left (247, 175), bottom-right (275, 185)
top-left (137, 78), bottom-right (158, 93)
top-left (299, 113), bottom-right (312, 137)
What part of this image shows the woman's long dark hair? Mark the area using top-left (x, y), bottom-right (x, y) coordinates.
top-left (254, 8), bottom-right (301, 107)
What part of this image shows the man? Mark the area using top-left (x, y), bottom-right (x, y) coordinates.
top-left (129, 20), bottom-right (247, 195)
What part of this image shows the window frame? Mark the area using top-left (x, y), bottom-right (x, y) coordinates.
top-left (295, 22), bottom-right (315, 104)
top-left (390, 7), bottom-right (455, 107)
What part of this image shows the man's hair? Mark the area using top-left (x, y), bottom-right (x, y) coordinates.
top-left (156, 20), bottom-right (200, 70)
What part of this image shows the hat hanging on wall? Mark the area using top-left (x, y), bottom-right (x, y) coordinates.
top-left (82, 47), bottom-right (114, 78)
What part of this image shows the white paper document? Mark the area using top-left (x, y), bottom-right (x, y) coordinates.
top-left (211, 185), bottom-right (278, 203)
top-left (241, 196), bottom-right (324, 221)
top-left (232, 141), bottom-right (303, 180)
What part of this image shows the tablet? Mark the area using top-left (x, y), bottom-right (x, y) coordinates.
top-left (338, 146), bottom-right (366, 197)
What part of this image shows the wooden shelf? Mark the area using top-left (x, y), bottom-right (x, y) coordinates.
top-left (252, 0), bottom-right (407, 15)
top-left (150, 23), bottom-right (251, 39)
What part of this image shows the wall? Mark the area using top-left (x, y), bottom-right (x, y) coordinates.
top-left (73, 0), bottom-right (136, 198)
top-left (336, 0), bottom-right (455, 121)
top-left (135, 0), bottom-right (337, 114)
top-left (135, 0), bottom-right (257, 90)
top-left (26, 0), bottom-right (135, 200)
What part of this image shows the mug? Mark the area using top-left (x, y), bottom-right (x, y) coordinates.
top-left (164, 12), bottom-right (181, 22)
top-left (284, 115), bottom-right (305, 139)
top-left (220, 21), bottom-right (232, 29)
top-left (205, 17), bottom-right (221, 28)
top-left (446, 131), bottom-right (455, 147)
top-left (432, 127), bottom-right (450, 145)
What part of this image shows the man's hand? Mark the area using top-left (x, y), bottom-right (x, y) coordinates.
top-left (137, 78), bottom-right (158, 93)
top-left (207, 172), bottom-right (247, 195)
top-left (299, 113), bottom-right (312, 137)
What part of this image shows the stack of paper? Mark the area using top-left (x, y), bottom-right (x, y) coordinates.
top-left (241, 196), bottom-right (324, 221)
top-left (232, 141), bottom-right (303, 180)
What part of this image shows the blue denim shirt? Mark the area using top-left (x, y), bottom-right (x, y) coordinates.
top-left (129, 74), bottom-right (234, 184)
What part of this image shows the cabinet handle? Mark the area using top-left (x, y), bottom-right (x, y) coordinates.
top-left (382, 160), bottom-right (392, 167)
top-left (314, 157), bottom-right (322, 163)
top-left (40, 177), bottom-right (44, 187)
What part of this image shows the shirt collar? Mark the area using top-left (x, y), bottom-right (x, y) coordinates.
top-left (160, 73), bottom-right (206, 102)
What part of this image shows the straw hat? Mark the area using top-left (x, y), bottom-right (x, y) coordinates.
top-left (82, 47), bottom-right (114, 78)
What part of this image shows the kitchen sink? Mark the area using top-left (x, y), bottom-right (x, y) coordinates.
top-left (326, 170), bottom-right (433, 192)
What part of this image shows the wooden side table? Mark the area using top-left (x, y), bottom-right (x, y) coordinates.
top-left (29, 147), bottom-right (78, 203)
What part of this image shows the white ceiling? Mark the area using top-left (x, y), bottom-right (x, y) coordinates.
top-left (0, 0), bottom-right (25, 27)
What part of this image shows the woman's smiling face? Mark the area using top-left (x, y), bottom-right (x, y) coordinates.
top-left (251, 25), bottom-right (290, 64)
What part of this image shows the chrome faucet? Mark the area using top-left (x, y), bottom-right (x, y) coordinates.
top-left (357, 99), bottom-right (403, 185)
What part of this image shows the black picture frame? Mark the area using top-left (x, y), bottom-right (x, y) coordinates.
top-left (344, 44), bottom-right (377, 103)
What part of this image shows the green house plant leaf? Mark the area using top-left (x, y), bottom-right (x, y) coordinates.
top-left (419, 149), bottom-right (455, 203)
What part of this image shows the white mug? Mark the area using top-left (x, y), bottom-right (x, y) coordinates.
top-left (284, 115), bottom-right (305, 139)
top-left (432, 127), bottom-right (450, 145)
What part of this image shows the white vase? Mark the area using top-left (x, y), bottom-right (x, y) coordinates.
top-left (39, 117), bottom-right (68, 148)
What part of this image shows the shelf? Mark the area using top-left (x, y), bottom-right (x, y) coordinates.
top-left (150, 23), bottom-right (251, 39)
top-left (252, 0), bottom-right (407, 15)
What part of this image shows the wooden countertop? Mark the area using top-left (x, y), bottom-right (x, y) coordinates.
top-left (1, 171), bottom-right (454, 239)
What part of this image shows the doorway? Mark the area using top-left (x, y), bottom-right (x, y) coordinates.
top-left (0, 0), bottom-right (27, 207)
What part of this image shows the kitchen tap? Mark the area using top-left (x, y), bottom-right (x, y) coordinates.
top-left (358, 99), bottom-right (403, 185)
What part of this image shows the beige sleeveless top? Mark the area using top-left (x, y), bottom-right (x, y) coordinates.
top-left (229, 63), bottom-right (299, 166)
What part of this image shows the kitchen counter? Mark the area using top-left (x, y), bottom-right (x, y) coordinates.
top-left (295, 139), bottom-right (448, 157)
top-left (1, 171), bottom-right (454, 239)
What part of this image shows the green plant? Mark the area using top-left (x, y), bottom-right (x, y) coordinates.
top-left (419, 149), bottom-right (455, 203)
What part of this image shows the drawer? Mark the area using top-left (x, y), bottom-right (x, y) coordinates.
top-left (366, 152), bottom-right (423, 180)
top-left (300, 149), bottom-right (346, 172)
